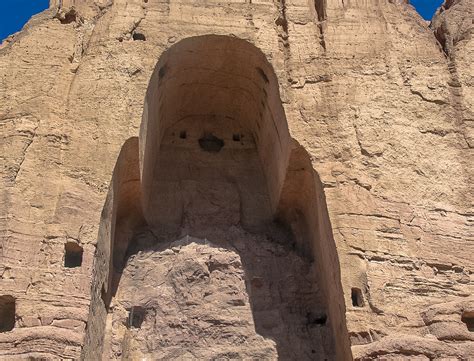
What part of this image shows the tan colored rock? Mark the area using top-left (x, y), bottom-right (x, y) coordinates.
top-left (104, 234), bottom-right (333, 359)
top-left (0, 0), bottom-right (472, 359)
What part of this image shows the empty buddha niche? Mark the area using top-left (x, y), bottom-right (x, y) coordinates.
top-left (86, 35), bottom-right (347, 361)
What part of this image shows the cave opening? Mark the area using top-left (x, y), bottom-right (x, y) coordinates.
top-left (128, 306), bottom-right (145, 329)
top-left (64, 242), bottom-right (83, 268)
top-left (0, 295), bottom-right (15, 333)
top-left (462, 311), bottom-right (474, 332)
top-left (351, 287), bottom-right (364, 307)
top-left (83, 35), bottom-right (350, 361)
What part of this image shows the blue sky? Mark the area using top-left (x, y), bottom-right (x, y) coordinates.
top-left (0, 0), bottom-right (445, 41)
top-left (411, 0), bottom-right (444, 20)
top-left (0, 0), bottom-right (49, 40)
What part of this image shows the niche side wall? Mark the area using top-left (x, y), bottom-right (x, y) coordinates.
top-left (278, 142), bottom-right (352, 360)
top-left (81, 137), bottom-right (143, 360)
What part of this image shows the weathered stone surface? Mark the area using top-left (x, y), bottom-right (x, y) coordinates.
top-left (105, 233), bottom-right (333, 359)
top-left (0, 0), bottom-right (472, 359)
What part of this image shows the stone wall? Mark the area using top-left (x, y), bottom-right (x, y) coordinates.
top-left (0, 0), bottom-right (472, 359)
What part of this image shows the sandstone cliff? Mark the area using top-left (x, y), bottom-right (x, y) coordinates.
top-left (0, 0), bottom-right (472, 359)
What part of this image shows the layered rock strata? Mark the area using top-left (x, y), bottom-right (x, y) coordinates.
top-left (0, 0), bottom-right (472, 359)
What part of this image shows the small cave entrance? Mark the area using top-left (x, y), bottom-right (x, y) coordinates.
top-left (351, 287), bottom-right (364, 307)
top-left (462, 311), bottom-right (474, 332)
top-left (127, 306), bottom-right (145, 329)
top-left (64, 242), bottom-right (83, 268)
top-left (0, 295), bottom-right (15, 332)
top-left (83, 35), bottom-right (350, 361)
top-left (57, 8), bottom-right (78, 25)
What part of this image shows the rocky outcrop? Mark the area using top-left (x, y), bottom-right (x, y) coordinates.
top-left (431, 0), bottom-right (474, 149)
top-left (431, 0), bottom-right (472, 56)
top-left (0, 0), bottom-right (472, 359)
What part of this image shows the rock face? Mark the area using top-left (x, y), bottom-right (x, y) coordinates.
top-left (0, 0), bottom-right (472, 360)
top-left (106, 232), bottom-right (334, 360)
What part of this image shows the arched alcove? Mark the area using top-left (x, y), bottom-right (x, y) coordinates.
top-left (83, 35), bottom-right (350, 361)
top-left (140, 36), bottom-right (292, 235)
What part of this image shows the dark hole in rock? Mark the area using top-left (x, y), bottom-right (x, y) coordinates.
top-left (128, 306), bottom-right (145, 328)
top-left (180, 131), bottom-right (187, 139)
top-left (0, 295), bottom-right (15, 332)
top-left (133, 32), bottom-right (146, 41)
top-left (306, 312), bottom-right (327, 326)
top-left (232, 134), bottom-right (241, 142)
top-left (198, 133), bottom-right (224, 153)
top-left (64, 242), bottom-right (83, 268)
top-left (462, 311), bottom-right (474, 332)
top-left (59, 9), bottom-right (77, 24)
top-left (256, 67), bottom-right (269, 84)
top-left (351, 287), bottom-right (364, 307)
